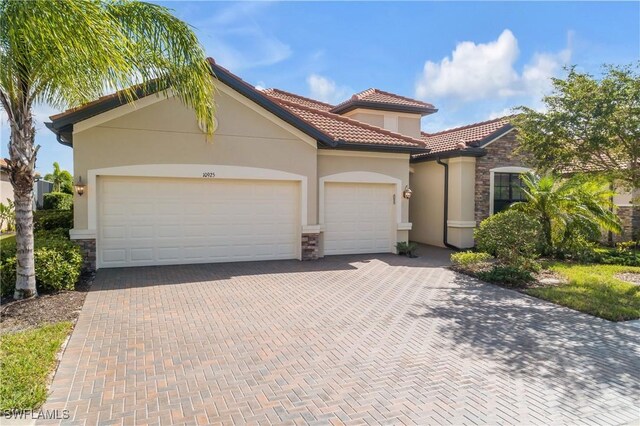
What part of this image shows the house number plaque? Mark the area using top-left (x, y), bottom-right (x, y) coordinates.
top-left (202, 172), bottom-right (216, 178)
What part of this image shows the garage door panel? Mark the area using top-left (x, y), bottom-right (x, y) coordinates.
top-left (98, 176), bottom-right (299, 268)
top-left (324, 182), bottom-right (394, 255)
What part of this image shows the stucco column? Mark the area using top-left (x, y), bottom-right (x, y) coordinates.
top-left (446, 157), bottom-right (476, 248)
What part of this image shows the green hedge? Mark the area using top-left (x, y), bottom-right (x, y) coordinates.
top-left (0, 235), bottom-right (82, 297)
top-left (475, 210), bottom-right (542, 268)
top-left (33, 209), bottom-right (73, 233)
top-left (42, 192), bottom-right (72, 210)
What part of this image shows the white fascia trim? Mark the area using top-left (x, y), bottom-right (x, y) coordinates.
top-left (489, 166), bottom-right (532, 215)
top-left (318, 150), bottom-right (409, 160)
top-left (216, 83), bottom-right (317, 149)
top-left (319, 171), bottom-right (403, 227)
top-left (397, 222), bottom-right (412, 231)
top-left (447, 220), bottom-right (477, 228)
top-left (481, 127), bottom-right (515, 148)
top-left (616, 204), bottom-right (633, 207)
top-left (87, 164), bottom-right (308, 232)
top-left (69, 228), bottom-right (97, 240)
top-left (74, 91), bottom-right (173, 134)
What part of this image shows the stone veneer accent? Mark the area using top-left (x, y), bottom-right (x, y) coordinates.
top-left (74, 239), bottom-right (96, 272)
top-left (614, 205), bottom-right (640, 243)
top-left (301, 233), bottom-right (320, 260)
top-left (474, 131), bottom-right (531, 224)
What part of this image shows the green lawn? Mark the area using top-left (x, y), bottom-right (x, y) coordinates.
top-left (0, 233), bottom-right (15, 241)
top-left (527, 263), bottom-right (640, 321)
top-left (0, 322), bottom-right (72, 410)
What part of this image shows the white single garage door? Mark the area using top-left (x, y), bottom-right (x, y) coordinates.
top-left (98, 176), bottom-right (299, 268)
top-left (324, 182), bottom-right (395, 255)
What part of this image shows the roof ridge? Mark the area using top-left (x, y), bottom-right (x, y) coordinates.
top-left (272, 97), bottom-right (426, 147)
top-left (358, 87), bottom-right (435, 108)
top-left (424, 116), bottom-right (512, 138)
top-left (263, 88), bottom-right (334, 109)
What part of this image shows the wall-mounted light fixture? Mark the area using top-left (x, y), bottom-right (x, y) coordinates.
top-left (75, 176), bottom-right (86, 196)
top-left (402, 185), bottom-right (413, 199)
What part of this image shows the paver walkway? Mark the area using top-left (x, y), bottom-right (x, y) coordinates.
top-left (42, 247), bottom-right (640, 425)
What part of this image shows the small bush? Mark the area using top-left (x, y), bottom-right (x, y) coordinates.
top-left (477, 266), bottom-right (534, 288)
top-left (33, 209), bottom-right (73, 233)
top-left (0, 236), bottom-right (82, 297)
top-left (0, 236), bottom-right (17, 264)
top-left (451, 251), bottom-right (492, 266)
top-left (475, 210), bottom-right (541, 268)
top-left (396, 241), bottom-right (418, 257)
top-left (557, 233), bottom-right (600, 263)
top-left (42, 192), bottom-right (72, 210)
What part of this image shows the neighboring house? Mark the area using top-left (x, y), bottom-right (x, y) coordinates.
top-left (45, 59), bottom-right (638, 270)
top-left (0, 158), bottom-right (13, 205)
top-left (0, 159), bottom-right (52, 211)
top-left (34, 179), bottom-right (54, 210)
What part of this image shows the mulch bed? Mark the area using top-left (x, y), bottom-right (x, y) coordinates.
top-left (0, 273), bottom-right (94, 334)
top-left (616, 273), bottom-right (640, 286)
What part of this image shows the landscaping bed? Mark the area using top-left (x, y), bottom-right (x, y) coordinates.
top-left (452, 259), bottom-right (640, 322)
top-left (1, 272), bottom-right (93, 334)
top-left (0, 209), bottom-right (90, 411)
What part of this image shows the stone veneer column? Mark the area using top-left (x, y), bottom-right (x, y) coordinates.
top-left (474, 132), bottom-right (531, 223)
top-left (301, 233), bottom-right (320, 260)
top-left (73, 239), bottom-right (96, 272)
top-left (614, 206), bottom-right (640, 243)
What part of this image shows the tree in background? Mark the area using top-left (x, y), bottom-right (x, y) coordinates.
top-left (44, 162), bottom-right (73, 193)
top-left (0, 0), bottom-right (215, 299)
top-left (512, 63), bottom-right (640, 191)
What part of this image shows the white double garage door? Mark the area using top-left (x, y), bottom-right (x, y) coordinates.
top-left (98, 176), bottom-right (395, 268)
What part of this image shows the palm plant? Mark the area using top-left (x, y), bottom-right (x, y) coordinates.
top-left (511, 172), bottom-right (622, 255)
top-left (44, 162), bottom-right (73, 193)
top-left (0, 0), bottom-right (215, 298)
top-left (0, 199), bottom-right (15, 231)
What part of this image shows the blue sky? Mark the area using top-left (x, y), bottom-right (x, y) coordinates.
top-left (1, 1), bottom-right (638, 176)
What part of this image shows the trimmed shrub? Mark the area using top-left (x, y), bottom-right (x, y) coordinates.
top-left (396, 241), bottom-right (418, 257)
top-left (451, 251), bottom-right (492, 267)
top-left (0, 235), bottom-right (82, 297)
top-left (477, 266), bottom-right (534, 288)
top-left (42, 192), bottom-right (72, 210)
top-left (475, 210), bottom-right (542, 268)
top-left (33, 210), bottom-right (73, 233)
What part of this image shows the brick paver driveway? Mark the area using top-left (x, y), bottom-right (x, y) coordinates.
top-left (43, 246), bottom-right (640, 425)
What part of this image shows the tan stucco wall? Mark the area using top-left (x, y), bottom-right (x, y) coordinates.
top-left (346, 112), bottom-right (385, 128)
top-left (72, 88), bottom-right (318, 230)
top-left (343, 109), bottom-right (421, 138)
top-left (614, 184), bottom-right (638, 206)
top-left (318, 152), bottom-right (411, 244)
top-left (398, 117), bottom-right (421, 138)
top-left (1, 173), bottom-right (14, 204)
top-left (447, 157), bottom-right (476, 248)
top-left (409, 161), bottom-right (444, 247)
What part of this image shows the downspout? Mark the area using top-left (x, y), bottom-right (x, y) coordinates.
top-left (436, 158), bottom-right (461, 250)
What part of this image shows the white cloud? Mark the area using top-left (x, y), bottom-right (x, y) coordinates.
top-left (306, 74), bottom-right (352, 104)
top-left (415, 29), bottom-right (571, 102)
top-left (488, 107), bottom-right (515, 120)
top-left (194, 2), bottom-right (291, 71)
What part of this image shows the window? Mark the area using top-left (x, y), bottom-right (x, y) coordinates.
top-left (493, 172), bottom-right (527, 213)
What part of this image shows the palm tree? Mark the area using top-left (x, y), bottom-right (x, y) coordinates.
top-left (44, 162), bottom-right (73, 193)
top-left (0, 0), bottom-right (215, 299)
top-left (511, 172), bottom-right (622, 255)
